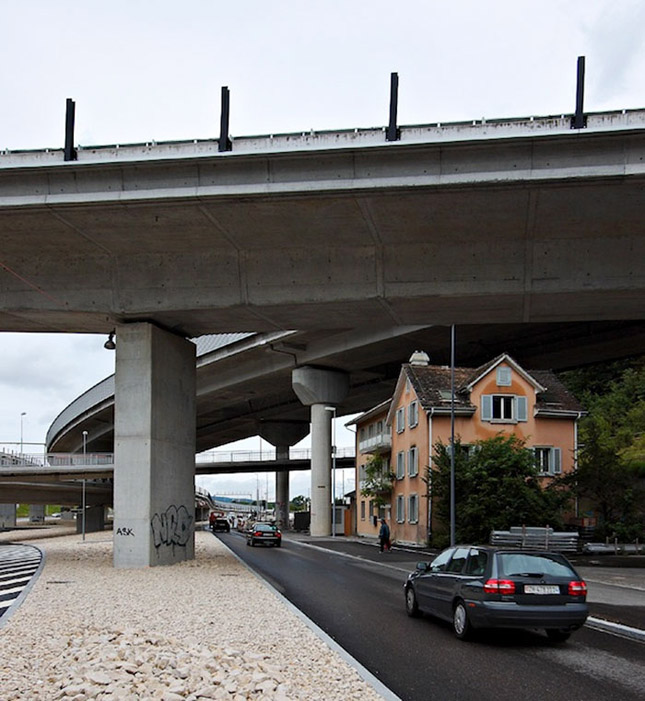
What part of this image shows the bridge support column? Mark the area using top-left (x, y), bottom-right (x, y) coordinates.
top-left (257, 421), bottom-right (309, 531)
top-left (0, 504), bottom-right (16, 529)
top-left (275, 462), bottom-right (290, 531)
top-left (113, 323), bottom-right (196, 568)
top-left (292, 367), bottom-right (349, 537)
top-left (77, 505), bottom-right (105, 534)
top-left (29, 505), bottom-right (45, 524)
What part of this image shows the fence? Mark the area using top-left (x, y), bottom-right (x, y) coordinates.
top-left (490, 526), bottom-right (579, 553)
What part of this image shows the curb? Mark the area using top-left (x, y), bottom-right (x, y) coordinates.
top-left (586, 616), bottom-right (645, 643)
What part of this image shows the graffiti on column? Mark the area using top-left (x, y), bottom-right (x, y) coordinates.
top-left (150, 504), bottom-right (193, 550)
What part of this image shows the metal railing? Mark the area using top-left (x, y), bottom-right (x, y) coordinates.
top-left (1, 447), bottom-right (356, 470)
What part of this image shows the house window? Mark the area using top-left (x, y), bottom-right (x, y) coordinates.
top-left (534, 447), bottom-right (562, 475)
top-left (359, 427), bottom-right (365, 442)
top-left (368, 423), bottom-right (374, 438)
top-left (360, 501), bottom-right (366, 520)
top-left (396, 495), bottom-right (405, 523)
top-left (408, 401), bottom-right (419, 428)
top-left (408, 446), bottom-right (419, 477)
top-left (481, 394), bottom-right (527, 423)
top-left (396, 407), bottom-right (405, 433)
top-left (408, 494), bottom-right (419, 524)
top-left (377, 420), bottom-right (383, 434)
top-left (496, 366), bottom-right (512, 386)
top-left (396, 451), bottom-right (405, 479)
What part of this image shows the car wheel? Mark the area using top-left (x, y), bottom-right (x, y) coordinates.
top-left (405, 586), bottom-right (420, 617)
top-left (546, 629), bottom-right (571, 643)
top-left (453, 601), bottom-right (472, 640)
top-left (275, 541), bottom-right (281, 547)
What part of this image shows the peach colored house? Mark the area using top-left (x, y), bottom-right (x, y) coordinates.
top-left (354, 352), bottom-right (584, 547)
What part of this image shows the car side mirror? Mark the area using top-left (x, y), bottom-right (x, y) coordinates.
top-left (416, 561), bottom-right (429, 571)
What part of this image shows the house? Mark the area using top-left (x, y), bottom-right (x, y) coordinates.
top-left (353, 352), bottom-right (584, 547)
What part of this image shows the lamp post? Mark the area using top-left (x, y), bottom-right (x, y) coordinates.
top-left (82, 430), bottom-right (88, 541)
top-left (324, 406), bottom-right (337, 537)
top-left (20, 412), bottom-right (26, 458)
top-left (450, 325), bottom-right (456, 547)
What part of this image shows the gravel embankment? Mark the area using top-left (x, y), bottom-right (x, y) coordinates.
top-left (0, 530), bottom-right (385, 700)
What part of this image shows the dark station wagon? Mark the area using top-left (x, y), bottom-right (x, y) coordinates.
top-left (246, 523), bottom-right (282, 547)
top-left (404, 545), bottom-right (588, 642)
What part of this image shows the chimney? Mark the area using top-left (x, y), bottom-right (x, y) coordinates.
top-left (409, 350), bottom-right (430, 366)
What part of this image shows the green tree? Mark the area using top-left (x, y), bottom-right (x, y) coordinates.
top-left (559, 357), bottom-right (645, 539)
top-left (427, 434), bottom-right (570, 545)
top-left (360, 454), bottom-right (395, 509)
top-left (290, 495), bottom-right (310, 512)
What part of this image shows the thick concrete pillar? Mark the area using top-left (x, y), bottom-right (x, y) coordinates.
top-left (275, 457), bottom-right (290, 531)
top-left (292, 367), bottom-right (349, 537)
top-left (113, 323), bottom-right (196, 568)
top-left (257, 420), bottom-right (309, 532)
top-left (0, 504), bottom-right (16, 529)
top-left (29, 505), bottom-right (45, 523)
top-left (76, 505), bottom-right (105, 534)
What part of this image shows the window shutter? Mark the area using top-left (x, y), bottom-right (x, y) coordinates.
top-left (516, 396), bottom-right (528, 422)
top-left (552, 448), bottom-right (562, 474)
top-left (481, 395), bottom-right (492, 421)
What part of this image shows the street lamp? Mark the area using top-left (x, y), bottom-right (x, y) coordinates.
top-left (324, 406), bottom-right (337, 537)
top-left (20, 412), bottom-right (26, 458)
top-left (82, 430), bottom-right (88, 541)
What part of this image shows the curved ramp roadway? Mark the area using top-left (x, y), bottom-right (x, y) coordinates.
top-left (217, 532), bottom-right (645, 701)
top-left (0, 544), bottom-right (42, 621)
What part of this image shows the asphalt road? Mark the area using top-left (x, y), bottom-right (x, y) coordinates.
top-left (218, 531), bottom-right (645, 701)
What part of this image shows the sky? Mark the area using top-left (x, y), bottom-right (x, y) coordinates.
top-left (1, 0), bottom-right (644, 500)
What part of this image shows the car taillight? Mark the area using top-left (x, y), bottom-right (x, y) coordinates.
top-left (484, 579), bottom-right (516, 594)
top-left (254, 531), bottom-right (262, 536)
top-left (568, 580), bottom-right (587, 596)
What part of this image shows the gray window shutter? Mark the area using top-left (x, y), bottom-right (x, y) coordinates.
top-left (552, 448), bottom-right (562, 474)
top-left (481, 395), bottom-right (492, 420)
top-left (516, 396), bottom-right (528, 422)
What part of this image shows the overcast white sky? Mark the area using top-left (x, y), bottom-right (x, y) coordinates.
top-left (1, 0), bottom-right (644, 499)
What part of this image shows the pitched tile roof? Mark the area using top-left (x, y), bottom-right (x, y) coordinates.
top-left (403, 360), bottom-right (583, 414)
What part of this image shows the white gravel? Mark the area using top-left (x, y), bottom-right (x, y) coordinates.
top-left (0, 529), bottom-right (386, 700)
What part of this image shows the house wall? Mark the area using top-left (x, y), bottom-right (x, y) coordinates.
top-left (390, 378), bottom-right (430, 546)
top-left (355, 408), bottom-right (391, 539)
top-left (388, 361), bottom-right (579, 547)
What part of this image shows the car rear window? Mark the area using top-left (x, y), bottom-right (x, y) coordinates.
top-left (497, 553), bottom-right (576, 578)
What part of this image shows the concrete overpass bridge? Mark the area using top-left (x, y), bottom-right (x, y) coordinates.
top-left (2, 108), bottom-right (644, 566)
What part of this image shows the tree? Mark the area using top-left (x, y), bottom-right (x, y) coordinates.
top-left (426, 434), bottom-right (570, 545)
top-left (360, 454), bottom-right (395, 509)
top-left (290, 495), bottom-right (310, 512)
top-left (558, 358), bottom-right (645, 540)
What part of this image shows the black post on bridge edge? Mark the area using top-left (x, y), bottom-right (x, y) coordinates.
top-left (219, 86), bottom-right (232, 152)
top-left (571, 56), bottom-right (587, 130)
top-left (64, 98), bottom-right (77, 161)
top-left (386, 72), bottom-right (401, 142)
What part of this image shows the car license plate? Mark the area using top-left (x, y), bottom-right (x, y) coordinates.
top-left (525, 585), bottom-right (560, 595)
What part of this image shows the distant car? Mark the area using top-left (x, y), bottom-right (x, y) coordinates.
top-left (246, 523), bottom-right (282, 547)
top-left (404, 546), bottom-right (588, 642)
top-left (212, 518), bottom-right (230, 533)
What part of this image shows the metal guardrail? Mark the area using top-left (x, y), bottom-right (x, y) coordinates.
top-left (1, 447), bottom-right (356, 470)
top-left (491, 526), bottom-right (579, 553)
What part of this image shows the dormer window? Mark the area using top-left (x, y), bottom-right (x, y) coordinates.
top-left (481, 394), bottom-right (528, 423)
top-left (496, 367), bottom-right (512, 386)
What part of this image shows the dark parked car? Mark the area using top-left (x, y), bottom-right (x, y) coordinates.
top-left (404, 546), bottom-right (588, 642)
top-left (246, 523), bottom-right (282, 547)
top-left (212, 518), bottom-right (230, 533)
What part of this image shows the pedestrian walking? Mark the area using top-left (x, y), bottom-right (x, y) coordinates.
top-left (378, 518), bottom-right (390, 553)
